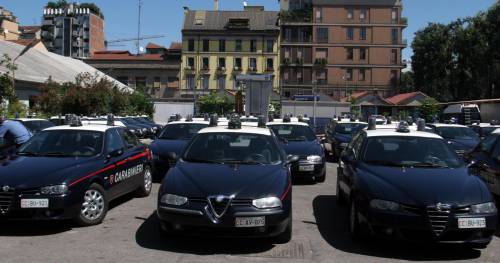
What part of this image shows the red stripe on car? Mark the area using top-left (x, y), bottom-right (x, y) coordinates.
top-left (280, 183), bottom-right (292, 200)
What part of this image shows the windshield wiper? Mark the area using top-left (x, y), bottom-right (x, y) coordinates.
top-left (183, 158), bottom-right (224, 164)
top-left (405, 161), bottom-right (449, 168)
top-left (17, 151), bottom-right (40, 156)
top-left (224, 160), bottom-right (265, 165)
top-left (41, 152), bottom-right (73, 157)
top-left (364, 160), bottom-right (406, 167)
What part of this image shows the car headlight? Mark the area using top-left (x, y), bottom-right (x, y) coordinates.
top-left (471, 202), bottom-right (497, 214)
top-left (40, 185), bottom-right (68, 195)
top-left (307, 155), bottom-right (322, 164)
top-left (252, 197), bottom-right (282, 209)
top-left (129, 129), bottom-right (136, 133)
top-left (370, 199), bottom-right (400, 211)
top-left (161, 194), bottom-right (188, 206)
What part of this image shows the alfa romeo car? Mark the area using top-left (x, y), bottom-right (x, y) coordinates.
top-left (150, 116), bottom-right (209, 179)
top-left (469, 122), bottom-right (500, 139)
top-left (337, 121), bottom-right (497, 247)
top-left (427, 123), bottom-right (480, 156)
top-left (324, 118), bottom-right (367, 159)
top-left (0, 117), bottom-right (153, 226)
top-left (157, 115), bottom-right (295, 242)
top-left (267, 116), bottom-right (326, 183)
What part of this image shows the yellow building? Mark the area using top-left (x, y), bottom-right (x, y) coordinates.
top-left (181, 7), bottom-right (280, 96)
top-left (0, 6), bottom-right (20, 41)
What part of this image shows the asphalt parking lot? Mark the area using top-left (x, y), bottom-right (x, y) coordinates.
top-left (0, 161), bottom-right (499, 263)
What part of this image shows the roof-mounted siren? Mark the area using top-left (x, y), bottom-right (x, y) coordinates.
top-left (396, 121), bottom-right (411, 133)
top-left (228, 114), bottom-right (242, 129)
top-left (69, 114), bottom-right (82, 127)
top-left (386, 116), bottom-right (392, 125)
top-left (209, 114), bottom-right (219, 127)
top-left (406, 116), bottom-right (414, 126)
top-left (283, 114), bottom-right (291, 123)
top-left (258, 115), bottom-right (267, 128)
top-left (416, 118), bottom-right (426, 132)
top-left (337, 116), bottom-right (342, 122)
top-left (107, 114), bottom-right (115, 126)
top-left (297, 115), bottom-right (304, 122)
top-left (203, 113), bottom-right (210, 121)
top-left (367, 117), bottom-right (377, 130)
top-left (185, 114), bottom-right (193, 122)
top-left (350, 116), bottom-right (356, 122)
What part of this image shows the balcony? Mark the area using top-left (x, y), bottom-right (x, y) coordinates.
top-left (314, 58), bottom-right (328, 67)
top-left (279, 5), bottom-right (312, 23)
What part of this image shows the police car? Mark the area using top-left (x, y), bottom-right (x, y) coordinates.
top-left (467, 128), bottom-right (500, 197)
top-left (324, 117), bottom-right (367, 159)
top-left (427, 123), bottom-right (480, 156)
top-left (0, 116), bottom-right (153, 226)
top-left (150, 115), bottom-right (209, 179)
top-left (469, 121), bottom-right (500, 139)
top-left (267, 116), bottom-right (326, 183)
top-left (157, 115), bottom-right (294, 242)
top-left (337, 120), bottom-right (497, 247)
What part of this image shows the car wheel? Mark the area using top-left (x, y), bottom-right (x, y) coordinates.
top-left (349, 198), bottom-right (363, 241)
top-left (75, 183), bottom-right (108, 226)
top-left (316, 171), bottom-right (326, 183)
top-left (136, 166), bottom-right (153, 197)
top-left (275, 219), bottom-right (292, 244)
top-left (336, 179), bottom-right (346, 205)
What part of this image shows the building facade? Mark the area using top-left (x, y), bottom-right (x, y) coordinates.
top-left (41, 4), bottom-right (105, 58)
top-left (0, 6), bottom-right (20, 41)
top-left (84, 43), bottom-right (181, 100)
top-left (181, 6), bottom-right (280, 97)
top-left (280, 0), bottom-right (407, 100)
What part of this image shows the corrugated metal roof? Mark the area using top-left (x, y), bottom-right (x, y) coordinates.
top-left (183, 10), bottom-right (279, 31)
top-left (312, 0), bottom-right (400, 6)
top-left (0, 40), bottom-right (131, 92)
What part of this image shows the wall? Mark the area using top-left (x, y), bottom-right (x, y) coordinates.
top-left (281, 100), bottom-right (350, 118)
top-left (153, 102), bottom-right (194, 124)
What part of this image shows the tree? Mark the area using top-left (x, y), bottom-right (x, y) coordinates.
top-left (400, 71), bottom-right (414, 93)
top-left (198, 93), bottom-right (234, 115)
top-left (419, 97), bottom-right (440, 122)
top-left (0, 54), bottom-right (17, 103)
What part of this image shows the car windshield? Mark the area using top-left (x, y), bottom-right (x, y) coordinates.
top-left (17, 130), bottom-right (104, 157)
top-left (123, 118), bottom-right (142, 125)
top-left (269, 125), bottom-right (317, 141)
top-left (362, 136), bottom-right (463, 168)
top-left (158, 123), bottom-right (208, 140)
top-left (335, 123), bottom-right (367, 134)
top-left (183, 133), bottom-right (282, 165)
top-left (134, 118), bottom-right (151, 124)
top-left (436, 127), bottom-right (479, 140)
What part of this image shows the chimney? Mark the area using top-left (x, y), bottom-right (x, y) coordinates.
top-left (214, 0), bottom-right (219, 11)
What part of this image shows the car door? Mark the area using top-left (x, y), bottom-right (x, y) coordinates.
top-left (340, 133), bottom-right (364, 198)
top-left (103, 128), bottom-right (126, 199)
top-left (476, 136), bottom-right (500, 195)
top-left (117, 128), bottom-right (145, 194)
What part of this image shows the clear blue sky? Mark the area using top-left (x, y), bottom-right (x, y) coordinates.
top-left (1, 0), bottom-right (497, 60)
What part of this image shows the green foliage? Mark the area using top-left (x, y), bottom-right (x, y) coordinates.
top-left (400, 71), bottom-right (414, 93)
top-left (7, 100), bottom-right (28, 118)
top-left (0, 54), bottom-right (17, 103)
top-left (411, 3), bottom-right (500, 102)
top-left (419, 97), bottom-right (440, 122)
top-left (279, 4), bottom-right (312, 22)
top-left (198, 93), bottom-right (234, 115)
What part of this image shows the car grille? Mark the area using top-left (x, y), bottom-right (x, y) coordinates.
top-left (427, 206), bottom-right (451, 236)
top-left (188, 198), bottom-right (252, 207)
top-left (0, 188), bottom-right (15, 215)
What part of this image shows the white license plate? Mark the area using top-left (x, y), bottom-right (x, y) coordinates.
top-left (340, 143), bottom-right (349, 147)
top-left (458, 218), bottom-right (486, 229)
top-left (299, 165), bottom-right (315, 171)
top-left (235, 217), bottom-right (265, 228)
top-left (21, 199), bottom-right (49, 208)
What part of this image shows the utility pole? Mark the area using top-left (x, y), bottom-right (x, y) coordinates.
top-left (312, 80), bottom-right (317, 130)
top-left (136, 0), bottom-right (142, 54)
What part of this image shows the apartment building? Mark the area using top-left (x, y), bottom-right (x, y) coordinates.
top-left (280, 0), bottom-right (407, 100)
top-left (181, 6), bottom-right (280, 96)
top-left (41, 3), bottom-right (105, 58)
top-left (0, 6), bottom-right (20, 41)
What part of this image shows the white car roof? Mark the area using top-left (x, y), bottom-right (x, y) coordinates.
top-left (166, 120), bottom-right (210, 125)
top-left (198, 126), bottom-right (272, 136)
top-left (14, 118), bottom-right (48, 122)
top-left (44, 124), bottom-right (122, 132)
top-left (428, 123), bottom-right (468, 128)
top-left (470, 123), bottom-right (500, 128)
top-left (335, 119), bottom-right (367, 124)
top-left (267, 120), bottom-right (310, 127)
top-left (83, 120), bottom-right (126, 127)
top-left (365, 129), bottom-right (443, 139)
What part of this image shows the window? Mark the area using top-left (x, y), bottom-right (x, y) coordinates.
top-left (317, 28), bottom-right (328, 43)
top-left (297, 70), bottom-right (303, 84)
top-left (360, 48), bottom-right (367, 60)
top-left (135, 77), bottom-right (146, 89)
top-left (316, 7), bottom-right (322, 22)
top-left (285, 28), bottom-right (292, 42)
top-left (202, 57), bottom-right (209, 69)
top-left (360, 27), bottom-right (366, 40)
top-left (316, 48), bottom-right (328, 59)
top-left (360, 9), bottom-right (367, 21)
top-left (284, 48), bottom-right (290, 58)
top-left (346, 48), bottom-right (353, 60)
top-left (218, 57), bottom-right (226, 69)
top-left (201, 75), bottom-right (209, 90)
top-left (391, 49), bottom-right (397, 64)
top-left (297, 48), bottom-right (303, 59)
top-left (391, 28), bottom-right (398, 43)
top-left (234, 57), bottom-right (242, 69)
top-left (266, 58), bottom-right (274, 70)
top-left (219, 39), bottom-right (226, 52)
top-left (284, 71), bottom-right (289, 81)
top-left (347, 8), bottom-right (353, 19)
top-left (250, 40), bottom-right (257, 52)
top-left (106, 129), bottom-right (124, 153)
top-left (187, 57), bottom-right (194, 68)
top-left (235, 39), bottom-right (242, 52)
top-left (391, 8), bottom-right (398, 22)
top-left (316, 70), bottom-right (327, 84)
top-left (266, 39), bottom-right (274, 53)
top-left (154, 77), bottom-right (161, 88)
top-left (117, 76), bottom-right (128, 85)
top-left (359, 68), bottom-right (366, 81)
top-left (346, 27), bottom-right (354, 40)
top-left (203, 39), bottom-right (209, 52)
top-left (249, 58), bottom-right (257, 70)
top-left (217, 75), bottom-right (226, 90)
top-left (119, 129), bottom-right (139, 148)
top-left (346, 69), bottom-right (353, 81)
top-left (186, 75), bottom-right (195, 89)
top-left (188, 39), bottom-right (194, 52)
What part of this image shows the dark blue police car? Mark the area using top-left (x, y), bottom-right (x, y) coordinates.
top-left (324, 118), bottom-right (367, 159)
top-left (267, 116), bottom-right (326, 183)
top-left (157, 115), bottom-right (295, 242)
top-left (0, 117), bottom-right (153, 226)
top-left (427, 123), bottom-right (480, 156)
top-left (337, 121), bottom-right (497, 247)
top-left (467, 129), bottom-right (500, 197)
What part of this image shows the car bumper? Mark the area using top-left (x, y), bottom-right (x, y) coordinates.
top-left (157, 203), bottom-right (291, 238)
top-left (0, 193), bottom-right (81, 221)
top-left (291, 161), bottom-right (326, 179)
top-left (362, 209), bottom-right (497, 244)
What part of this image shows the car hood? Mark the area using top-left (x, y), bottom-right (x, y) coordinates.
top-left (0, 156), bottom-right (98, 189)
top-left (162, 161), bottom-right (287, 199)
top-left (446, 139), bottom-right (479, 151)
top-left (281, 140), bottom-right (322, 156)
top-left (151, 139), bottom-right (188, 157)
top-left (358, 163), bottom-right (490, 206)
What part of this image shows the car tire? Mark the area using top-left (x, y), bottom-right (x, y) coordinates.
top-left (336, 179), bottom-right (346, 205)
top-left (275, 219), bottom-right (292, 244)
top-left (75, 183), bottom-right (108, 226)
top-left (316, 171), bottom-right (326, 183)
top-left (349, 198), bottom-right (364, 242)
top-left (136, 166), bottom-right (153, 197)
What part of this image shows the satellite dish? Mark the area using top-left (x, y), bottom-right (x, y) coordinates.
top-left (243, 1), bottom-right (248, 7)
top-left (139, 46), bottom-right (145, 53)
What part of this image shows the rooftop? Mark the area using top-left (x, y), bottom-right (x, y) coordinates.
top-left (183, 10), bottom-right (279, 31)
top-left (386, 92), bottom-right (428, 105)
top-left (19, 26), bottom-right (41, 34)
top-left (90, 50), bottom-right (165, 61)
top-left (312, 0), bottom-right (401, 6)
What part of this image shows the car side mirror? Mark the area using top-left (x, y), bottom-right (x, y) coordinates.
top-left (107, 149), bottom-right (123, 159)
top-left (286, 155), bottom-right (299, 164)
top-left (167, 152), bottom-right (178, 161)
